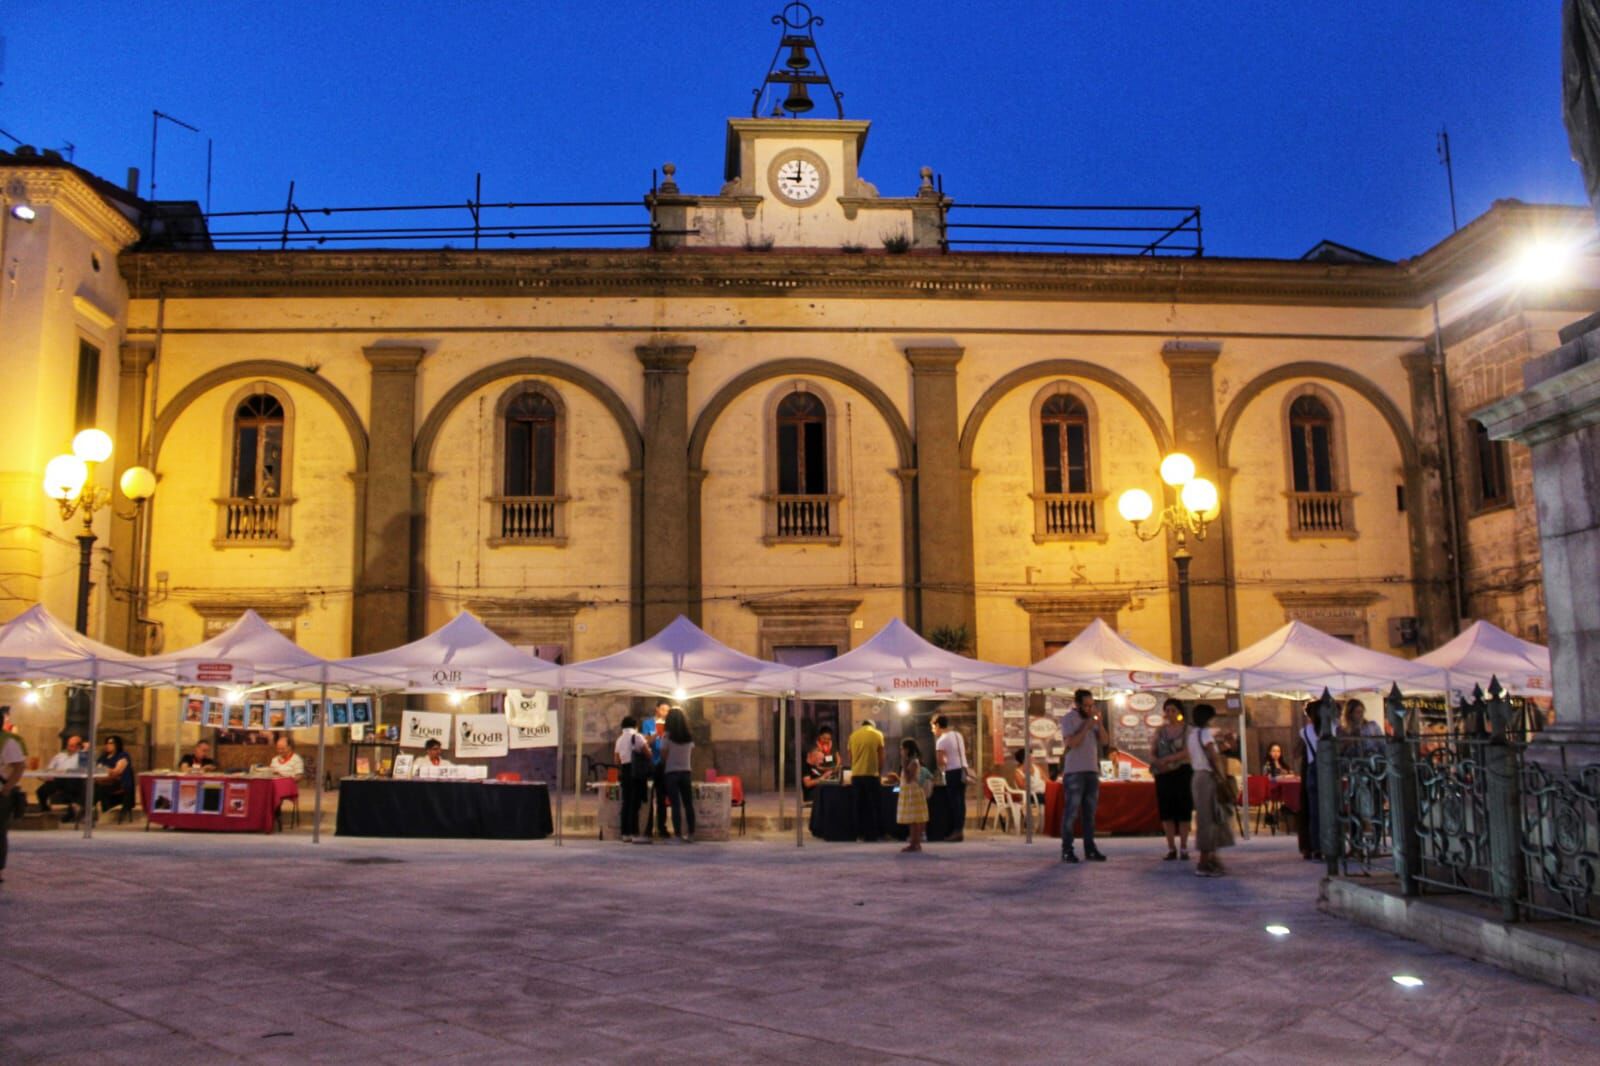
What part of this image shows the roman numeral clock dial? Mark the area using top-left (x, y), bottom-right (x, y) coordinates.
top-left (768, 149), bottom-right (828, 205)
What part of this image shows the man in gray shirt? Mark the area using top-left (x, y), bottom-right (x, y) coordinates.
top-left (1058, 688), bottom-right (1111, 863)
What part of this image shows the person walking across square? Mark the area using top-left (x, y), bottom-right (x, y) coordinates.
top-left (848, 718), bottom-right (885, 841)
top-left (1059, 688), bottom-right (1110, 863)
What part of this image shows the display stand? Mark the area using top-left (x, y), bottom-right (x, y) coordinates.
top-left (347, 739), bottom-right (401, 776)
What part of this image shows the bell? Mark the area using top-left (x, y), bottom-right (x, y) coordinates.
top-left (785, 44), bottom-right (810, 70)
top-left (782, 81), bottom-right (814, 114)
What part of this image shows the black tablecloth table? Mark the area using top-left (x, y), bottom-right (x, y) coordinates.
top-left (808, 782), bottom-right (951, 842)
top-left (336, 779), bottom-right (553, 839)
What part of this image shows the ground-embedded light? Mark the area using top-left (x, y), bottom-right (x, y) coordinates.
top-left (1392, 974), bottom-right (1424, 988)
top-left (1265, 924), bottom-right (1290, 937)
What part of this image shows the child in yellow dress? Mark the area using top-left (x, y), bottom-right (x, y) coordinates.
top-left (896, 738), bottom-right (930, 853)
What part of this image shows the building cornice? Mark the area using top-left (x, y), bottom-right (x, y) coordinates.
top-left (117, 201), bottom-right (1599, 309)
top-left (5, 167), bottom-right (141, 248)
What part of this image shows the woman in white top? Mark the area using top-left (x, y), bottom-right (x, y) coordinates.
top-left (1186, 703), bottom-right (1230, 877)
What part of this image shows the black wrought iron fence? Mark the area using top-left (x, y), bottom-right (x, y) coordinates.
top-left (1317, 684), bottom-right (1600, 929)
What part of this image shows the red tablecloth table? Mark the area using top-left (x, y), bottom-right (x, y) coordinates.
top-left (1042, 778), bottom-right (1163, 837)
top-left (140, 774), bottom-right (298, 834)
top-left (1248, 774), bottom-right (1303, 814)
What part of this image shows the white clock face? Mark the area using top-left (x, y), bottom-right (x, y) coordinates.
top-left (775, 158), bottom-right (822, 203)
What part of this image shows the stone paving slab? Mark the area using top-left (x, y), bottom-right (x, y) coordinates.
top-left (3, 831), bottom-right (1598, 1064)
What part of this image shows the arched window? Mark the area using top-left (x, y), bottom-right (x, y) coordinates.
top-left (1470, 419), bottom-right (1509, 510)
top-left (217, 383), bottom-right (294, 547)
top-left (764, 384), bottom-right (839, 543)
top-left (231, 393), bottom-right (285, 498)
top-left (1029, 382), bottom-right (1102, 540)
top-left (776, 392), bottom-right (828, 496)
top-left (1288, 395), bottom-right (1335, 493)
top-left (504, 390), bottom-right (557, 498)
top-left (490, 382), bottom-right (567, 545)
top-left (1040, 394), bottom-right (1091, 495)
top-left (1282, 387), bottom-right (1354, 537)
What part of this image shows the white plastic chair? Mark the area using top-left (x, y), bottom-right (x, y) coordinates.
top-left (985, 776), bottom-right (1020, 833)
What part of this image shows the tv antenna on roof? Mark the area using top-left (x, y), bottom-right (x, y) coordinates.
top-left (150, 109), bottom-right (213, 211)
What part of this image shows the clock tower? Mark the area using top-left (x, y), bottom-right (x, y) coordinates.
top-left (646, 3), bottom-right (946, 251)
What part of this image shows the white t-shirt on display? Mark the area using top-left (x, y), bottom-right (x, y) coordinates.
top-left (1186, 726), bottom-right (1215, 773)
top-left (935, 730), bottom-right (966, 772)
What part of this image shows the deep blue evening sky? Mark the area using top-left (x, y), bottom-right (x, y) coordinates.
top-left (0, 2), bottom-right (1581, 260)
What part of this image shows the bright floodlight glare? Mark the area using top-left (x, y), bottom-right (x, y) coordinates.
top-left (119, 465), bottom-right (157, 501)
top-left (72, 428), bottom-right (113, 463)
top-left (23, 689), bottom-right (40, 705)
top-left (1512, 239), bottom-right (1575, 288)
top-left (1159, 452), bottom-right (1196, 487)
top-left (11, 204), bottom-right (37, 222)
top-left (1181, 477), bottom-right (1220, 518)
top-left (43, 453), bottom-right (88, 501)
top-left (225, 689), bottom-right (244, 705)
top-left (1113, 692), bottom-right (1127, 707)
top-left (1117, 488), bottom-right (1154, 523)
top-left (895, 699), bottom-right (911, 714)
top-left (1392, 975), bottom-right (1424, 988)
top-left (672, 687), bottom-right (688, 702)
top-left (1265, 924), bottom-right (1291, 937)
top-left (447, 690), bottom-right (464, 706)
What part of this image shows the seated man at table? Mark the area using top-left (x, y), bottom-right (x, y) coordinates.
top-left (96, 735), bottom-right (136, 814)
top-left (267, 736), bottom-right (304, 779)
top-left (412, 738), bottom-right (454, 779)
top-left (36, 735), bottom-right (89, 818)
top-left (803, 727), bottom-right (842, 793)
top-left (178, 740), bottom-right (220, 772)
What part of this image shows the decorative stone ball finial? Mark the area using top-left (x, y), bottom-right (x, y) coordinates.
top-left (659, 162), bottom-right (679, 194)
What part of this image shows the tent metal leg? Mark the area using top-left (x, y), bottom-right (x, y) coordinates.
top-left (312, 683), bottom-right (327, 843)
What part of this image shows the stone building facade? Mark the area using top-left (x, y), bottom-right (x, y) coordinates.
top-left (1, 109), bottom-right (1595, 782)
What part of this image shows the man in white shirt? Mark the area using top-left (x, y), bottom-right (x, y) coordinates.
top-left (932, 714), bottom-right (969, 842)
top-left (36, 735), bottom-right (88, 818)
top-left (267, 736), bottom-right (305, 779)
top-left (1, 730), bottom-right (24, 885)
top-left (412, 739), bottom-right (454, 779)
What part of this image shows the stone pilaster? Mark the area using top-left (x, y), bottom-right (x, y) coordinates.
top-left (1400, 348), bottom-right (1460, 650)
top-left (1160, 341), bottom-right (1228, 665)
top-left (635, 343), bottom-right (695, 637)
top-left (354, 345), bottom-right (425, 653)
top-left (98, 342), bottom-right (156, 744)
top-left (1475, 316), bottom-right (1600, 743)
top-left (904, 346), bottom-right (975, 639)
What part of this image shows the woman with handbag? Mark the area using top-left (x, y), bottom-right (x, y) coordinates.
top-left (1148, 698), bottom-right (1193, 862)
top-left (895, 739), bottom-right (931, 853)
top-left (1186, 703), bottom-right (1235, 877)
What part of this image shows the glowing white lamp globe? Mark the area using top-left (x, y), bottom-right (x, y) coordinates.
top-left (72, 428), bottom-right (113, 464)
top-left (120, 465), bottom-right (157, 502)
top-left (43, 454), bottom-right (88, 501)
top-left (1159, 452), bottom-right (1196, 487)
top-left (1181, 477), bottom-right (1220, 519)
top-left (1117, 488), bottom-right (1154, 524)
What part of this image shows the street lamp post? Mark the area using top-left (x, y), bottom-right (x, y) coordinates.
top-left (1116, 452), bottom-right (1221, 666)
top-left (42, 429), bottom-right (156, 636)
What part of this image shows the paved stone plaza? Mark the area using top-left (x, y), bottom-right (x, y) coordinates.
top-left (4, 829), bottom-right (1598, 1064)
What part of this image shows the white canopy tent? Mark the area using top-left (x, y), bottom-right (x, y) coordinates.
top-left (0, 604), bottom-right (153, 839)
top-left (788, 619), bottom-right (1028, 847)
top-left (323, 611), bottom-right (565, 841)
top-left (137, 610), bottom-right (340, 840)
top-left (323, 611), bottom-right (561, 693)
top-left (1415, 620), bottom-right (1553, 698)
top-left (560, 615), bottom-right (795, 698)
top-left (1184, 621), bottom-right (1452, 699)
top-left (559, 615), bottom-right (796, 826)
top-left (1022, 618), bottom-right (1200, 843)
top-left (1027, 618), bottom-right (1201, 693)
